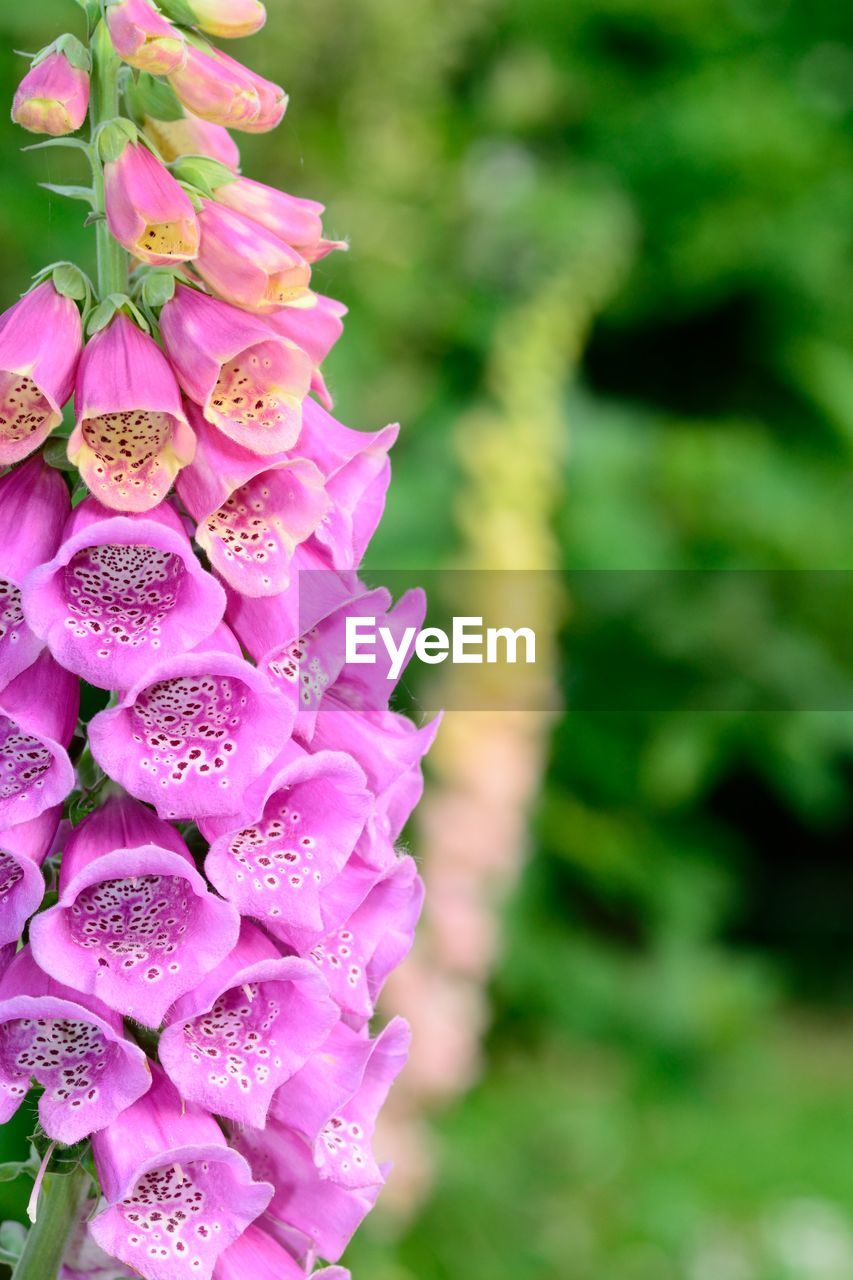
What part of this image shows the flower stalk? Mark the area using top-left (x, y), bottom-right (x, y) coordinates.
top-left (11, 1162), bottom-right (90, 1280)
top-left (90, 21), bottom-right (128, 299)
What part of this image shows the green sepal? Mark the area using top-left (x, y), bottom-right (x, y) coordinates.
top-left (43, 439), bottom-right (76, 472)
top-left (127, 72), bottom-right (185, 125)
top-left (97, 118), bottom-right (138, 164)
top-left (157, 0), bottom-right (201, 26)
top-left (51, 263), bottom-right (91, 302)
top-left (33, 34), bottom-right (92, 73)
top-left (21, 137), bottom-right (91, 156)
top-left (141, 270), bottom-right (178, 309)
top-left (0, 1222), bottom-right (27, 1268)
top-left (171, 154), bottom-right (236, 199)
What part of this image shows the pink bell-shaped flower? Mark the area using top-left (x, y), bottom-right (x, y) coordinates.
top-left (0, 807), bottom-right (61, 947)
top-left (105, 141), bottom-right (200, 266)
top-left (195, 201), bottom-right (312, 312)
top-left (178, 407), bottom-right (328, 597)
top-left (12, 49), bottom-right (89, 137)
top-left (201, 741), bottom-right (371, 945)
top-left (23, 497), bottom-right (226, 691)
top-left (0, 947), bottom-right (151, 1145)
top-left (88, 636), bottom-right (294, 820)
top-left (267, 294), bottom-right (347, 411)
top-left (106, 0), bottom-right (186, 75)
top-left (169, 0), bottom-right (267, 39)
top-left (168, 44), bottom-right (264, 131)
top-left (271, 1018), bottom-right (410, 1189)
top-left (214, 1224), bottom-right (348, 1279)
top-left (160, 921), bottom-right (338, 1127)
top-left (29, 795), bottom-right (240, 1028)
top-left (160, 285), bottom-right (312, 455)
top-left (213, 179), bottom-right (345, 262)
top-left (0, 281), bottom-right (82, 465)
top-left (144, 110), bottom-right (240, 170)
top-left (69, 313), bottom-right (196, 513)
top-left (0, 454), bottom-right (70, 690)
top-left (89, 1066), bottom-right (273, 1280)
top-left (0, 652), bottom-right (78, 829)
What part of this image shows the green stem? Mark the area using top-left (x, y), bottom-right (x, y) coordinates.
top-left (11, 1165), bottom-right (90, 1280)
top-left (90, 21), bottom-right (128, 298)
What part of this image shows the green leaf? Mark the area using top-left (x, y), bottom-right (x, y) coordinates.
top-left (97, 118), bottom-right (138, 164)
top-left (43, 440), bottom-right (75, 472)
top-left (171, 155), bottom-right (236, 199)
top-left (21, 138), bottom-right (91, 155)
top-left (126, 73), bottom-right (185, 125)
top-left (0, 1146), bottom-right (40, 1185)
top-left (39, 183), bottom-right (95, 206)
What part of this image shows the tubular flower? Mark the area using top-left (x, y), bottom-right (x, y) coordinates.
top-left (88, 645), bottom-right (294, 820)
top-left (0, 454), bottom-right (70, 690)
top-left (238, 1125), bottom-right (381, 1265)
top-left (23, 497), bottom-right (226, 691)
top-left (0, 808), bottom-right (61, 948)
top-left (213, 179), bottom-right (345, 262)
top-left (195, 201), bottom-right (312, 312)
top-left (209, 49), bottom-right (287, 134)
top-left (69, 313), bottom-right (196, 513)
top-left (271, 1018), bottom-right (410, 1189)
top-left (168, 0), bottom-right (267, 39)
top-left (12, 50), bottom-right (89, 137)
top-left (201, 742), bottom-right (371, 945)
top-left (144, 111), bottom-right (241, 170)
top-left (178, 407), bottom-right (328, 596)
top-left (105, 142), bottom-right (200, 266)
top-left (0, 947), bottom-right (151, 1145)
top-left (295, 399), bottom-right (399, 571)
top-left (305, 858), bottom-right (424, 1026)
top-left (168, 43), bottom-right (262, 130)
top-left (29, 794), bottom-right (239, 1028)
top-left (106, 0), bottom-right (186, 76)
top-left (159, 921), bottom-right (338, 1127)
top-left (89, 1067), bottom-right (273, 1280)
top-left (267, 295), bottom-right (347, 411)
top-left (0, 652), bottom-right (78, 829)
top-left (0, 281), bottom-right (83, 466)
top-left (160, 286), bottom-right (313, 455)
top-left (214, 1224), bottom-right (348, 1280)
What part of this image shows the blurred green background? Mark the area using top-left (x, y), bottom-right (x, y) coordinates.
top-left (2, 0), bottom-right (853, 1277)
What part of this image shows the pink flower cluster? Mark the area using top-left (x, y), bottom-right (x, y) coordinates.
top-left (2, 3), bottom-right (433, 1277)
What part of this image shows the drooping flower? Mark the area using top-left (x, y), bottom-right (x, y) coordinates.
top-left (267, 294), bottom-right (347, 411)
top-left (160, 286), bottom-right (313, 456)
top-left (306, 856), bottom-right (424, 1026)
top-left (23, 496), bottom-right (226, 691)
top-left (159, 920), bottom-right (338, 1127)
top-left (214, 1224), bottom-right (349, 1280)
top-left (105, 142), bottom-right (200, 266)
top-left (238, 1125), bottom-right (380, 1265)
top-left (165, 0), bottom-right (267, 39)
top-left (0, 947), bottom-right (151, 1145)
top-left (0, 806), bottom-right (61, 948)
top-left (292, 398), bottom-right (399, 571)
top-left (0, 454), bottom-right (70, 690)
top-left (106, 0), bottom-right (186, 76)
top-left (89, 1066), bottom-right (273, 1280)
top-left (209, 49), bottom-right (287, 134)
top-left (12, 49), bottom-right (90, 137)
top-left (168, 44), bottom-right (262, 131)
top-left (178, 407), bottom-right (328, 596)
top-left (144, 110), bottom-right (240, 171)
top-left (0, 281), bottom-right (83, 466)
top-left (29, 794), bottom-right (240, 1027)
top-left (201, 742), bottom-right (371, 945)
top-left (88, 642), bottom-right (294, 820)
top-left (69, 313), bottom-right (196, 512)
top-left (212, 179), bottom-right (345, 262)
top-left (195, 201), bottom-right (312, 312)
top-left (0, 651), bottom-right (78, 829)
top-left (271, 1018), bottom-right (410, 1189)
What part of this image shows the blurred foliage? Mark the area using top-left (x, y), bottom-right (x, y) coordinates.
top-left (0, 0), bottom-right (852, 1276)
